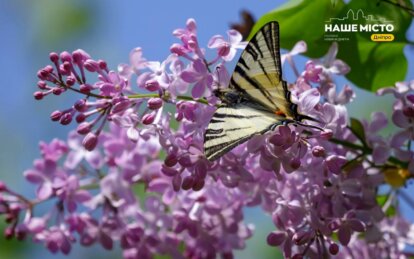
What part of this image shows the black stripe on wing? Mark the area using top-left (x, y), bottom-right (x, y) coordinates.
top-left (205, 135), bottom-right (252, 161)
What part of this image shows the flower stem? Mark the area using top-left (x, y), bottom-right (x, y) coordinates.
top-left (330, 137), bottom-right (408, 168)
top-left (127, 93), bottom-right (210, 105)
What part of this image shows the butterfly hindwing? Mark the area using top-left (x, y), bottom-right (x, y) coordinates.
top-left (204, 103), bottom-right (283, 161)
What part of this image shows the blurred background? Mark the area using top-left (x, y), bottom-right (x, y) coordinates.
top-left (0, 0), bottom-right (413, 258)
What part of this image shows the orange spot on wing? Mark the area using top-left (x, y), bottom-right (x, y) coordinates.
top-left (275, 110), bottom-right (286, 117)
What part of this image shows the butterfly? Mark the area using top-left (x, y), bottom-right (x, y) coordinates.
top-left (203, 21), bottom-right (321, 161)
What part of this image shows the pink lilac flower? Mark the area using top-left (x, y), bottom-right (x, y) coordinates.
top-left (208, 29), bottom-right (247, 62)
top-left (1, 18), bottom-right (413, 259)
top-left (181, 58), bottom-right (214, 98)
top-left (314, 42), bottom-right (350, 81)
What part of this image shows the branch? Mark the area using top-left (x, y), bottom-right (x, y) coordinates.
top-left (378, 0), bottom-right (414, 16)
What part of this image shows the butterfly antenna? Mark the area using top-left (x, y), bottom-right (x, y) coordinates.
top-left (295, 115), bottom-right (324, 131)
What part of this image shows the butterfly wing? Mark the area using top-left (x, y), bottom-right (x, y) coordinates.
top-left (204, 103), bottom-right (284, 161)
top-left (204, 21), bottom-right (302, 161)
top-left (229, 21), bottom-right (299, 118)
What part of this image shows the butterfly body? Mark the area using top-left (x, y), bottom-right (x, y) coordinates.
top-left (204, 21), bottom-right (319, 161)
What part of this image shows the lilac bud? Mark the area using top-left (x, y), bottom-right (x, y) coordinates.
top-left (82, 132), bottom-right (98, 151)
top-left (329, 243), bottom-right (339, 255)
top-left (174, 221), bottom-right (187, 234)
top-left (178, 155), bottom-right (192, 167)
top-left (80, 84), bottom-right (92, 93)
top-left (312, 145), bottom-right (325, 157)
top-left (147, 98), bottom-right (163, 110)
top-left (161, 165), bottom-right (178, 176)
top-left (66, 76), bottom-right (76, 86)
top-left (112, 99), bottom-right (131, 114)
top-left (182, 176), bottom-right (194, 190)
top-left (403, 106), bottom-right (414, 118)
top-left (172, 175), bottom-right (182, 192)
top-left (292, 254), bottom-right (303, 259)
top-left (164, 153), bottom-right (178, 167)
top-left (145, 79), bottom-right (160, 92)
top-left (49, 52), bottom-right (59, 63)
top-left (194, 162), bottom-right (207, 179)
top-left (44, 65), bottom-right (54, 73)
top-left (98, 60), bottom-right (107, 70)
top-left (60, 113), bottom-right (73, 125)
top-left (267, 231), bottom-right (286, 246)
top-left (33, 91), bottom-right (44, 100)
top-left (37, 81), bottom-right (47, 89)
top-left (50, 110), bottom-right (62, 121)
top-left (74, 99), bottom-right (87, 111)
top-left (52, 87), bottom-right (64, 95)
top-left (77, 122), bottom-right (92, 135)
top-left (192, 179), bottom-right (204, 191)
top-left (60, 51), bottom-right (72, 62)
top-left (289, 157), bottom-right (301, 170)
top-left (142, 113), bottom-right (155, 125)
top-left (100, 232), bottom-right (113, 250)
top-left (84, 59), bottom-right (99, 72)
top-left (72, 49), bottom-right (84, 64)
top-left (222, 252), bottom-right (234, 259)
top-left (60, 62), bottom-right (71, 75)
top-left (76, 113), bottom-right (86, 123)
top-left (37, 69), bottom-right (48, 80)
top-left (407, 94), bottom-right (414, 103)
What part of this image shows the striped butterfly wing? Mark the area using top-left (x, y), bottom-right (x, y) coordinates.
top-left (230, 21), bottom-right (299, 118)
top-left (204, 103), bottom-right (285, 161)
top-left (204, 21), bottom-right (299, 161)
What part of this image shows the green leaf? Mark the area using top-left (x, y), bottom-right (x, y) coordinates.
top-left (251, 0), bottom-right (413, 92)
top-left (31, 0), bottom-right (93, 47)
top-left (349, 117), bottom-right (368, 148)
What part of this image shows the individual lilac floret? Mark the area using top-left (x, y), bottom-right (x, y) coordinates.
top-left (208, 29), bottom-right (247, 62)
top-left (172, 18), bottom-right (204, 59)
top-left (281, 41), bottom-right (307, 76)
top-left (314, 42), bottom-right (350, 81)
top-left (181, 59), bottom-right (214, 98)
top-left (301, 61), bottom-right (322, 83)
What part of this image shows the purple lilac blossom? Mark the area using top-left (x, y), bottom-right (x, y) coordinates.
top-left (0, 18), bottom-right (413, 259)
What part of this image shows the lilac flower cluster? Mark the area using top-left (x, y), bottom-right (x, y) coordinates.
top-left (1, 18), bottom-right (413, 258)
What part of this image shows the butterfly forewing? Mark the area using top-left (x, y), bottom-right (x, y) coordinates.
top-left (229, 22), bottom-right (296, 117)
